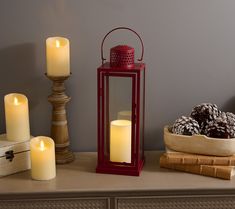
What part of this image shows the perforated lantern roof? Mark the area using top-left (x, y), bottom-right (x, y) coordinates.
top-left (110, 45), bottom-right (135, 69)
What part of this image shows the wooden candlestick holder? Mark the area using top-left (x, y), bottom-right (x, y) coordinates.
top-left (46, 74), bottom-right (75, 164)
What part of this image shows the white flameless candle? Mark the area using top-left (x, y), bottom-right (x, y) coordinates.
top-left (46, 36), bottom-right (70, 76)
top-left (30, 136), bottom-right (56, 180)
top-left (4, 93), bottom-right (30, 141)
top-left (110, 120), bottom-right (132, 163)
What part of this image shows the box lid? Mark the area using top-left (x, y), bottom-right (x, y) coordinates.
top-left (0, 134), bottom-right (31, 160)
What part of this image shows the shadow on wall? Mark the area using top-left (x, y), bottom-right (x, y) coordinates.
top-left (222, 97), bottom-right (235, 113)
top-left (145, 127), bottom-right (164, 151)
top-left (0, 43), bottom-right (49, 135)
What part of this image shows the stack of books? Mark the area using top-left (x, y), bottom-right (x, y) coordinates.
top-left (160, 149), bottom-right (235, 180)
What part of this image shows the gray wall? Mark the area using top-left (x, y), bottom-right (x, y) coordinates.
top-left (0, 0), bottom-right (235, 151)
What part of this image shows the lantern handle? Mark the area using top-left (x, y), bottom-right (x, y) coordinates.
top-left (101, 27), bottom-right (144, 64)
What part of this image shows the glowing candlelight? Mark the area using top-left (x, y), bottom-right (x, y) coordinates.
top-left (46, 37), bottom-right (70, 76)
top-left (110, 120), bottom-right (132, 163)
top-left (30, 136), bottom-right (56, 181)
top-left (40, 140), bottom-right (45, 151)
top-left (55, 40), bottom-right (60, 48)
top-left (4, 93), bottom-right (30, 141)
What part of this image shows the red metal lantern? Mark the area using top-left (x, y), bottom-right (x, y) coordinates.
top-left (96, 27), bottom-right (145, 176)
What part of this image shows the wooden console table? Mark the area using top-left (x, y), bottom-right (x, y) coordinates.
top-left (1, 151), bottom-right (235, 209)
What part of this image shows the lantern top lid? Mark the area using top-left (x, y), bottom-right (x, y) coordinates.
top-left (111, 45), bottom-right (134, 52)
top-left (110, 45), bottom-right (135, 68)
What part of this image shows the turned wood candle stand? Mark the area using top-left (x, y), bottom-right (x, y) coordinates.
top-left (46, 73), bottom-right (75, 164)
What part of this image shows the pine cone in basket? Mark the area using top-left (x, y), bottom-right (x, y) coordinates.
top-left (225, 112), bottom-right (235, 138)
top-left (172, 116), bottom-right (200, 136)
top-left (190, 103), bottom-right (221, 134)
top-left (206, 112), bottom-right (235, 138)
top-left (205, 112), bottom-right (235, 139)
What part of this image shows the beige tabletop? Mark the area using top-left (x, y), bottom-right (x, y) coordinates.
top-left (0, 151), bottom-right (235, 197)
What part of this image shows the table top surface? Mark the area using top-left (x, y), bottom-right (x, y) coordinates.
top-left (1, 151), bottom-right (235, 197)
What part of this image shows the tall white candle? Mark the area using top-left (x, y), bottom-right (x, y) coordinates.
top-left (110, 120), bottom-right (132, 163)
top-left (30, 136), bottom-right (56, 180)
top-left (4, 93), bottom-right (30, 141)
top-left (46, 36), bottom-right (70, 76)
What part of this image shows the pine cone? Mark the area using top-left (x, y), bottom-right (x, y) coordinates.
top-left (226, 112), bottom-right (235, 138)
top-left (190, 103), bottom-right (221, 134)
top-left (213, 112), bottom-right (235, 138)
top-left (205, 115), bottom-right (231, 138)
top-left (172, 116), bottom-right (200, 136)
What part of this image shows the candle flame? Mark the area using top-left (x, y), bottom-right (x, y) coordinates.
top-left (55, 40), bottom-right (60, 48)
top-left (13, 97), bottom-right (19, 105)
top-left (40, 140), bottom-right (45, 151)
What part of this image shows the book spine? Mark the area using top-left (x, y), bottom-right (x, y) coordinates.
top-left (164, 153), bottom-right (235, 166)
top-left (160, 156), bottom-right (232, 180)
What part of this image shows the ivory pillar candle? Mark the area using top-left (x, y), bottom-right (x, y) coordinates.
top-left (110, 120), bottom-right (132, 163)
top-left (4, 93), bottom-right (30, 141)
top-left (46, 37), bottom-right (70, 76)
top-left (30, 136), bottom-right (56, 180)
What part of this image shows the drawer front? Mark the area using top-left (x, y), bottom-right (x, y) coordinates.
top-left (116, 196), bottom-right (235, 209)
top-left (0, 197), bottom-right (110, 209)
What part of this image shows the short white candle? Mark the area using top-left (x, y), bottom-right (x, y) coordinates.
top-left (4, 93), bottom-right (30, 141)
top-left (46, 36), bottom-right (70, 76)
top-left (110, 120), bottom-right (132, 163)
top-left (30, 136), bottom-right (56, 180)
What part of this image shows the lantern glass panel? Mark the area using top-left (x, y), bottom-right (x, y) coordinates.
top-left (102, 75), bottom-right (108, 159)
top-left (139, 70), bottom-right (145, 161)
top-left (104, 75), bottom-right (133, 164)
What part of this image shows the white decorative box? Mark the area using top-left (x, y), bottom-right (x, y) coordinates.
top-left (164, 126), bottom-right (235, 156)
top-left (0, 134), bottom-right (31, 177)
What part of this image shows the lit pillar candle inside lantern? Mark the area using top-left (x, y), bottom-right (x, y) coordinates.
top-left (46, 36), bottom-right (70, 76)
top-left (30, 136), bottom-right (56, 180)
top-left (110, 120), bottom-right (131, 163)
top-left (4, 93), bottom-right (30, 141)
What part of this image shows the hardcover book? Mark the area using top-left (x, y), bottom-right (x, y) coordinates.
top-left (162, 152), bottom-right (235, 166)
top-left (160, 154), bottom-right (235, 180)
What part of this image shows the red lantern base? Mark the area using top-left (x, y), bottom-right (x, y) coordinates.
top-left (96, 159), bottom-right (145, 176)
